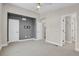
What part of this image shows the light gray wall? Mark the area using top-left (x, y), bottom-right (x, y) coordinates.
top-left (1, 3), bottom-right (39, 45)
top-left (42, 4), bottom-right (79, 48)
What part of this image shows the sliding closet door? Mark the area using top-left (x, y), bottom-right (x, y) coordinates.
top-left (9, 19), bottom-right (19, 42)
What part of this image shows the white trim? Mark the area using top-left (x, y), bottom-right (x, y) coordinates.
top-left (32, 39), bottom-right (41, 40)
top-left (8, 39), bottom-right (33, 43)
top-left (1, 43), bottom-right (8, 47)
top-left (8, 38), bottom-right (38, 43)
top-left (61, 12), bottom-right (77, 48)
top-left (46, 40), bottom-right (62, 47)
top-left (17, 39), bottom-right (34, 42)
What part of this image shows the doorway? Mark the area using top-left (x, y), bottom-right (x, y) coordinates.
top-left (61, 13), bottom-right (77, 50)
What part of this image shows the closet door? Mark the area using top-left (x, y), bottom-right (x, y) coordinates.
top-left (9, 19), bottom-right (19, 42)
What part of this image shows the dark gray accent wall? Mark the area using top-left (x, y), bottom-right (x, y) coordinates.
top-left (19, 18), bottom-right (36, 39)
top-left (8, 13), bottom-right (36, 40)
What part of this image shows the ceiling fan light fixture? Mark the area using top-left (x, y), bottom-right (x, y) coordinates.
top-left (37, 5), bottom-right (40, 9)
top-left (36, 3), bottom-right (41, 9)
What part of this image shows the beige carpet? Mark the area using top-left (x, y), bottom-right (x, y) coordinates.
top-left (0, 40), bottom-right (79, 56)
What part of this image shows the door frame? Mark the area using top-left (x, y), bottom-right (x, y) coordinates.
top-left (61, 12), bottom-right (77, 46)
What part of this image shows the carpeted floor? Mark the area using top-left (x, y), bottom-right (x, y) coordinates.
top-left (0, 40), bottom-right (79, 56)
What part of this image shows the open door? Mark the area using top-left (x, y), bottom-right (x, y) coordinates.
top-left (61, 13), bottom-right (77, 47)
top-left (9, 19), bottom-right (19, 42)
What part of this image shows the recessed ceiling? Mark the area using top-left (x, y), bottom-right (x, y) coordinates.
top-left (10, 3), bottom-right (77, 14)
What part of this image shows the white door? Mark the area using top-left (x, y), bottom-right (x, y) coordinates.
top-left (37, 22), bottom-right (43, 40)
top-left (9, 19), bottom-right (19, 42)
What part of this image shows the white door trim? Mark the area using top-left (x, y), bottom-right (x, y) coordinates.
top-left (61, 12), bottom-right (77, 46)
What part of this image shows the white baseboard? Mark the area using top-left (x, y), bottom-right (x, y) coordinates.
top-left (8, 39), bottom-right (32, 43)
top-left (8, 38), bottom-right (39, 43)
top-left (33, 39), bottom-right (42, 40)
top-left (18, 39), bottom-right (34, 42)
top-left (46, 40), bottom-right (63, 47)
top-left (1, 43), bottom-right (8, 47)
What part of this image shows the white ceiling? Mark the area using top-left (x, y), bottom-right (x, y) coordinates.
top-left (10, 3), bottom-right (77, 14)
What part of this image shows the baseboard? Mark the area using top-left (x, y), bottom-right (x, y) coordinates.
top-left (46, 40), bottom-right (62, 47)
top-left (1, 43), bottom-right (8, 47)
top-left (8, 38), bottom-right (39, 43)
top-left (33, 39), bottom-right (42, 40)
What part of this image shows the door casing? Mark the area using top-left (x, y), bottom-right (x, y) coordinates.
top-left (61, 13), bottom-right (77, 46)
